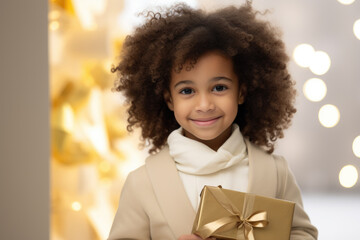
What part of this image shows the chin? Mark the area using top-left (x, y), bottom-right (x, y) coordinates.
top-left (193, 133), bottom-right (221, 141)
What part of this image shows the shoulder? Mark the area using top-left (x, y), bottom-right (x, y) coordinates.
top-left (145, 145), bottom-right (170, 163)
top-left (271, 154), bottom-right (291, 179)
top-left (126, 146), bottom-right (170, 179)
top-left (124, 146), bottom-right (172, 188)
top-left (245, 138), bottom-right (276, 164)
top-left (145, 145), bottom-right (173, 172)
top-left (270, 154), bottom-right (300, 199)
top-left (246, 138), bottom-right (288, 167)
top-left (272, 154), bottom-right (288, 169)
top-left (123, 165), bottom-right (149, 194)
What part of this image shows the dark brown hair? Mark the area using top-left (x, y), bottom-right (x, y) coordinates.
top-left (112, 2), bottom-right (296, 153)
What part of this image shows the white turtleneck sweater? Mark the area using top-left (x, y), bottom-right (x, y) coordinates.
top-left (167, 124), bottom-right (249, 211)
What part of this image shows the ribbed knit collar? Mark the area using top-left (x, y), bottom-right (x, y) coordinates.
top-left (167, 124), bottom-right (248, 175)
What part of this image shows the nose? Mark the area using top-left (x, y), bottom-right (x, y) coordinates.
top-left (195, 93), bottom-right (215, 112)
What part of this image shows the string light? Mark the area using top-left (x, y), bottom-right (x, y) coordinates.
top-left (318, 104), bottom-right (340, 128)
top-left (309, 51), bottom-right (331, 75)
top-left (354, 19), bottom-right (360, 40)
top-left (339, 165), bottom-right (358, 188)
top-left (303, 78), bottom-right (327, 102)
top-left (293, 44), bottom-right (315, 68)
top-left (49, 21), bottom-right (60, 31)
top-left (293, 45), bottom-right (331, 75)
top-left (71, 201), bottom-right (82, 211)
top-left (337, 0), bottom-right (356, 5)
top-left (352, 136), bottom-right (360, 158)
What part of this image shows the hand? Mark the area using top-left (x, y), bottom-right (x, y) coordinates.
top-left (178, 234), bottom-right (215, 240)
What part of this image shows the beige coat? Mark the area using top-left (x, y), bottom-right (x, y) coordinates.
top-left (108, 139), bottom-right (318, 240)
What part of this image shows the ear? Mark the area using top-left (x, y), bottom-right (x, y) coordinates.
top-left (238, 85), bottom-right (246, 105)
top-left (163, 90), bottom-right (174, 111)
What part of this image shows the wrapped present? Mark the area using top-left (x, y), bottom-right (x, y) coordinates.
top-left (192, 186), bottom-right (295, 240)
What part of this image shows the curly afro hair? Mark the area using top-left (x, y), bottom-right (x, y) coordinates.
top-left (112, 1), bottom-right (296, 154)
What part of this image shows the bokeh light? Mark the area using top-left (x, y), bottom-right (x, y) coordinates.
top-left (293, 44), bottom-right (315, 68)
top-left (339, 165), bottom-right (358, 188)
top-left (71, 201), bottom-right (82, 211)
top-left (49, 10), bottom-right (61, 20)
top-left (49, 21), bottom-right (60, 31)
top-left (352, 136), bottom-right (360, 158)
top-left (318, 104), bottom-right (340, 128)
top-left (303, 78), bottom-right (327, 102)
top-left (309, 51), bottom-right (331, 75)
top-left (354, 19), bottom-right (360, 40)
top-left (337, 0), bottom-right (356, 5)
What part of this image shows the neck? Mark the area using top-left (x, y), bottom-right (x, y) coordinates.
top-left (183, 125), bottom-right (233, 151)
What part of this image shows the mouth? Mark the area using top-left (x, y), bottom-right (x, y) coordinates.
top-left (190, 117), bottom-right (221, 126)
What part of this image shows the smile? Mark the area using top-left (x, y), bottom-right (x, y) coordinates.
top-left (191, 117), bottom-right (221, 126)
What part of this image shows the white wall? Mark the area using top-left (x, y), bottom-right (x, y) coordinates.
top-left (0, 1), bottom-right (49, 239)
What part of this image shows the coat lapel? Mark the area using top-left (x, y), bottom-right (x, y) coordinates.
top-left (245, 139), bottom-right (278, 197)
top-left (145, 146), bottom-right (196, 239)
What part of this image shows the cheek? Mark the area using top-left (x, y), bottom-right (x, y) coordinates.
top-left (173, 100), bottom-right (189, 119)
top-left (230, 103), bottom-right (239, 117)
top-left (223, 96), bottom-right (239, 119)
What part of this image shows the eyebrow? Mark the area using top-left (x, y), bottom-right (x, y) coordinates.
top-left (173, 76), bottom-right (233, 88)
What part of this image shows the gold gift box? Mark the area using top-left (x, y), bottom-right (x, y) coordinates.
top-left (192, 186), bottom-right (295, 240)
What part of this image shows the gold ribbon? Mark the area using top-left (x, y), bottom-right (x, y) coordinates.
top-left (194, 186), bottom-right (268, 240)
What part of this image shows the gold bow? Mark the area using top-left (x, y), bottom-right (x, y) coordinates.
top-left (194, 186), bottom-right (268, 240)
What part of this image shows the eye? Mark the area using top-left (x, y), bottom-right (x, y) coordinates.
top-left (179, 88), bottom-right (194, 95)
top-left (212, 85), bottom-right (228, 92)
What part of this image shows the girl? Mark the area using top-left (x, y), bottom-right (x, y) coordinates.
top-left (108, 2), bottom-right (318, 240)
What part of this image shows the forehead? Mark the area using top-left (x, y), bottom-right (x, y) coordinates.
top-left (171, 51), bottom-right (236, 82)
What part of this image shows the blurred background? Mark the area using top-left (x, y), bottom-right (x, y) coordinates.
top-left (1, 0), bottom-right (359, 239)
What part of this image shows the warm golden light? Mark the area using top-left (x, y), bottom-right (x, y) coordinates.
top-left (99, 161), bottom-right (111, 173)
top-left (339, 165), bottom-right (358, 188)
top-left (303, 78), bottom-right (327, 102)
top-left (72, 0), bottom-right (107, 30)
top-left (309, 51), bottom-right (331, 75)
top-left (318, 104), bottom-right (340, 128)
top-left (48, 1), bottom-right (140, 239)
top-left (56, 104), bottom-right (74, 133)
top-left (49, 21), bottom-right (60, 31)
top-left (293, 44), bottom-right (315, 68)
top-left (49, 10), bottom-right (61, 20)
top-left (71, 201), bottom-right (82, 211)
top-left (353, 19), bottom-right (360, 40)
top-left (352, 136), bottom-right (360, 158)
top-left (337, 0), bottom-right (356, 5)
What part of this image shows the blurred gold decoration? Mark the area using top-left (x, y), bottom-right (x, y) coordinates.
top-left (105, 107), bottom-right (128, 146)
top-left (83, 61), bottom-right (113, 90)
top-left (49, 0), bottom-right (143, 239)
top-left (51, 0), bottom-right (76, 15)
top-left (52, 79), bottom-right (93, 111)
top-left (98, 160), bottom-right (117, 180)
top-left (112, 38), bottom-right (125, 59)
top-left (51, 103), bottom-right (97, 165)
top-left (51, 129), bottom-right (97, 165)
top-left (52, 103), bottom-right (74, 133)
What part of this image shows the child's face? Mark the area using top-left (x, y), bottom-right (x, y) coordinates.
top-left (165, 50), bottom-right (245, 150)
